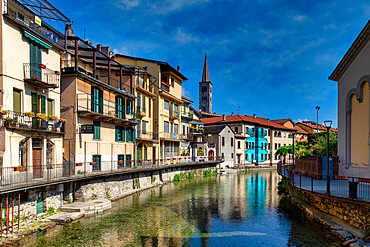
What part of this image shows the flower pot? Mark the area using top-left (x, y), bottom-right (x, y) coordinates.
top-left (335, 175), bottom-right (347, 180)
top-left (38, 64), bottom-right (46, 69)
top-left (76, 163), bottom-right (83, 167)
top-left (90, 162), bottom-right (96, 166)
top-left (55, 71), bottom-right (61, 75)
top-left (5, 123), bottom-right (12, 128)
top-left (31, 77), bottom-right (39, 80)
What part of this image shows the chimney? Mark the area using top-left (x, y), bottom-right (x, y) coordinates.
top-left (97, 44), bottom-right (102, 52)
top-left (231, 112), bottom-right (234, 116)
top-left (253, 114), bottom-right (256, 119)
top-left (222, 114), bottom-right (226, 121)
top-left (101, 46), bottom-right (109, 56)
top-left (108, 51), bottom-right (113, 58)
top-left (65, 24), bottom-right (74, 36)
top-left (177, 65), bottom-right (180, 71)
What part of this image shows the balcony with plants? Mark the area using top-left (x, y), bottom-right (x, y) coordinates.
top-left (76, 93), bottom-right (136, 124)
top-left (23, 63), bottom-right (60, 89)
top-left (181, 110), bottom-right (193, 120)
top-left (190, 125), bottom-right (204, 135)
top-left (0, 110), bottom-right (65, 135)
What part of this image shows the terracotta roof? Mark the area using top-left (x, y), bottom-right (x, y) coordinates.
top-left (197, 111), bottom-right (222, 117)
top-left (200, 114), bottom-right (295, 131)
top-left (181, 96), bottom-right (194, 103)
top-left (294, 125), bottom-right (308, 135)
top-left (271, 118), bottom-right (292, 125)
top-left (297, 122), bottom-right (338, 132)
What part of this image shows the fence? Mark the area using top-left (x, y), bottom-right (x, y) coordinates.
top-left (277, 163), bottom-right (370, 201)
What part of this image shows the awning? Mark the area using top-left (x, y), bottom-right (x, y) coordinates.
top-left (24, 30), bottom-right (52, 50)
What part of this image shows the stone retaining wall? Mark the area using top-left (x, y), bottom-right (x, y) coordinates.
top-left (285, 178), bottom-right (370, 230)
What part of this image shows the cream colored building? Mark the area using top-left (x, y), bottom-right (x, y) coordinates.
top-left (61, 37), bottom-right (136, 173)
top-left (114, 55), bottom-right (188, 165)
top-left (0, 0), bottom-right (69, 178)
top-left (329, 20), bottom-right (370, 178)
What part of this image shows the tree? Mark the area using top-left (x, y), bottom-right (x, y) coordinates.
top-left (312, 131), bottom-right (337, 156)
top-left (275, 146), bottom-right (289, 164)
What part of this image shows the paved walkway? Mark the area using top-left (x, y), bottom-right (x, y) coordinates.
top-left (280, 168), bottom-right (370, 202)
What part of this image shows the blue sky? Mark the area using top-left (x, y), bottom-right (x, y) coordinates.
top-left (51, 0), bottom-right (370, 127)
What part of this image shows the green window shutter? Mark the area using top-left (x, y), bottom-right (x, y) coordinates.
top-left (99, 89), bottom-right (103, 114)
top-left (122, 127), bottom-right (126, 142)
top-left (142, 95), bottom-right (145, 112)
top-left (40, 96), bottom-right (46, 114)
top-left (13, 89), bottom-right (21, 113)
top-left (93, 121), bottom-right (100, 140)
top-left (115, 126), bottom-right (118, 141)
top-left (31, 92), bottom-right (38, 113)
top-left (133, 128), bottom-right (136, 142)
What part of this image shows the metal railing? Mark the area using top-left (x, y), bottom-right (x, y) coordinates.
top-left (181, 111), bottom-right (193, 119)
top-left (136, 79), bottom-right (153, 93)
top-left (136, 131), bottom-right (158, 140)
top-left (23, 63), bottom-right (60, 88)
top-left (159, 132), bottom-right (181, 140)
top-left (0, 111), bottom-right (64, 133)
top-left (170, 110), bottom-right (179, 119)
top-left (77, 93), bottom-right (135, 120)
top-left (277, 163), bottom-right (370, 202)
top-left (0, 159), bottom-right (222, 190)
top-left (61, 59), bottom-right (133, 95)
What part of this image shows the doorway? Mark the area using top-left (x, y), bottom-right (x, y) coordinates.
top-left (32, 138), bottom-right (43, 179)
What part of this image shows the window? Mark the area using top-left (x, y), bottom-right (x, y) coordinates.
top-left (235, 127), bottom-right (238, 133)
top-left (252, 128), bottom-right (255, 135)
top-left (118, 154), bottom-right (125, 168)
top-left (202, 86), bottom-right (207, 92)
top-left (231, 153), bottom-right (233, 159)
top-left (174, 143), bottom-right (179, 156)
top-left (174, 104), bottom-right (178, 113)
top-left (19, 138), bottom-right (28, 167)
top-left (115, 126), bottom-right (125, 142)
top-left (222, 153), bottom-right (224, 158)
top-left (238, 141), bottom-right (241, 149)
top-left (126, 128), bottom-right (135, 142)
top-left (30, 42), bottom-right (42, 79)
top-left (142, 95), bottom-right (146, 112)
top-left (268, 143), bottom-right (271, 149)
top-left (252, 142), bottom-right (254, 149)
top-left (149, 98), bottom-right (151, 118)
top-left (268, 154), bottom-right (271, 160)
top-left (142, 121), bottom-right (147, 134)
top-left (92, 155), bottom-right (101, 171)
top-left (137, 93), bottom-right (141, 109)
top-left (231, 138), bottom-right (233, 147)
top-left (275, 143), bottom-right (277, 150)
top-left (116, 96), bottom-right (125, 119)
top-left (93, 121), bottom-right (100, 140)
top-left (164, 100), bottom-right (169, 110)
top-left (127, 99), bottom-right (133, 114)
top-left (174, 123), bottom-right (178, 134)
top-left (13, 89), bottom-right (22, 113)
top-left (222, 137), bottom-right (225, 146)
top-left (183, 125), bottom-right (185, 135)
top-left (279, 143), bottom-right (281, 148)
top-left (91, 87), bottom-right (103, 114)
top-left (251, 154), bottom-right (254, 160)
top-left (164, 121), bottom-right (169, 133)
top-left (246, 127), bottom-right (249, 133)
top-left (47, 99), bottom-right (54, 116)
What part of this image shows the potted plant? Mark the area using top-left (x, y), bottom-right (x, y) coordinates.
top-left (334, 175), bottom-right (347, 180)
top-left (90, 162), bottom-right (96, 166)
top-left (59, 118), bottom-right (67, 123)
top-left (14, 166), bottom-right (26, 172)
top-left (38, 64), bottom-right (46, 69)
top-left (4, 117), bottom-right (13, 127)
top-left (76, 163), bottom-right (83, 167)
top-left (55, 71), bottom-right (61, 75)
top-left (31, 76), bottom-right (39, 80)
top-left (36, 113), bottom-right (47, 121)
top-left (48, 115), bottom-right (58, 121)
top-left (0, 110), bottom-right (8, 116)
top-left (25, 112), bottom-right (35, 118)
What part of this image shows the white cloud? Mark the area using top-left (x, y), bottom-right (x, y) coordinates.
top-left (149, 0), bottom-right (209, 14)
top-left (114, 0), bottom-right (140, 10)
top-left (292, 14), bottom-right (308, 22)
top-left (173, 28), bottom-right (201, 44)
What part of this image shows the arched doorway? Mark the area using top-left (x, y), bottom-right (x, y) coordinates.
top-left (208, 150), bottom-right (215, 161)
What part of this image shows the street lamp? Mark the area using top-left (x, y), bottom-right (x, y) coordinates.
top-left (324, 120), bottom-right (332, 195)
top-left (316, 106), bottom-right (320, 133)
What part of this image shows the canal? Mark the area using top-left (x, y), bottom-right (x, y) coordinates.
top-left (18, 170), bottom-right (341, 246)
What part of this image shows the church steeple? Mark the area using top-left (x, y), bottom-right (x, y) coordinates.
top-left (202, 52), bottom-right (210, 82)
top-left (199, 52), bottom-right (212, 113)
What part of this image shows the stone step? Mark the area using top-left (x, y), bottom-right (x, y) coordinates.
top-left (60, 199), bottom-right (111, 214)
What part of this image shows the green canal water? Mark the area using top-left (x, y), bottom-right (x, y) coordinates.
top-left (18, 170), bottom-right (341, 246)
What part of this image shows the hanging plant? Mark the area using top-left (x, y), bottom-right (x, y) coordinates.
top-left (59, 118), bottom-right (67, 123)
top-left (0, 110), bottom-right (8, 116)
top-left (48, 115), bottom-right (58, 121)
top-left (4, 117), bottom-right (13, 124)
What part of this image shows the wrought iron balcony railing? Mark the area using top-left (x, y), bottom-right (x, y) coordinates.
top-left (0, 110), bottom-right (64, 134)
top-left (77, 93), bottom-right (135, 121)
top-left (159, 132), bottom-right (181, 140)
top-left (23, 63), bottom-right (60, 88)
top-left (136, 131), bottom-right (158, 140)
top-left (181, 111), bottom-right (193, 119)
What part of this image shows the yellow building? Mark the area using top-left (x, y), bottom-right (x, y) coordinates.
top-left (329, 20), bottom-right (370, 178)
top-left (0, 0), bottom-right (70, 178)
top-left (61, 38), bottom-right (136, 173)
top-left (114, 55), bottom-right (187, 165)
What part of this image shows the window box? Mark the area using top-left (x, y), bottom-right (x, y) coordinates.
top-left (76, 163), bottom-right (83, 167)
top-left (90, 162), bottom-right (96, 166)
top-left (14, 166), bottom-right (26, 172)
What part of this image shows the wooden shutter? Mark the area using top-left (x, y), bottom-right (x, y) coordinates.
top-left (31, 92), bottom-right (38, 113)
top-left (40, 96), bottom-right (46, 114)
top-left (47, 99), bottom-right (53, 116)
top-left (115, 126), bottom-right (119, 141)
top-left (13, 89), bottom-right (21, 113)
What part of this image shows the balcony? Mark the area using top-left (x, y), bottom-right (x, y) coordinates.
top-left (159, 132), bottom-right (180, 140)
top-left (23, 63), bottom-right (60, 89)
top-left (76, 93), bottom-right (136, 124)
top-left (181, 111), bottom-right (193, 120)
top-left (0, 111), bottom-right (64, 136)
top-left (61, 59), bottom-right (133, 96)
top-left (136, 131), bottom-right (158, 141)
top-left (136, 79), bottom-right (154, 95)
top-left (170, 110), bottom-right (179, 120)
top-left (136, 106), bottom-right (146, 118)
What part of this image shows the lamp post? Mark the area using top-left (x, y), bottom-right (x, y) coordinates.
top-left (292, 133), bottom-right (295, 166)
top-left (324, 120), bottom-right (332, 195)
top-left (315, 106), bottom-right (320, 133)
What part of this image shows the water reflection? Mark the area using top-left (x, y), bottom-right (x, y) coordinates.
top-left (19, 170), bottom-right (341, 247)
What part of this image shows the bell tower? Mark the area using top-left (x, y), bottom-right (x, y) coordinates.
top-left (199, 53), bottom-right (212, 113)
